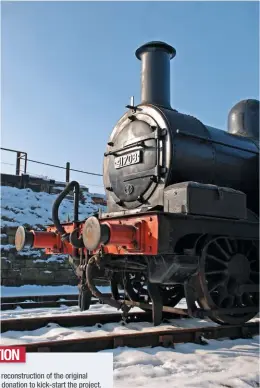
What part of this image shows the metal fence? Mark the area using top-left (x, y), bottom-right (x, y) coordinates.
top-left (0, 147), bottom-right (102, 184)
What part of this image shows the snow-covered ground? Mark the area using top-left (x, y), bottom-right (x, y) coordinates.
top-left (1, 314), bottom-right (259, 388)
top-left (1, 185), bottom-right (106, 228)
top-left (2, 294), bottom-right (258, 342)
top-left (110, 337), bottom-right (259, 388)
top-left (1, 305), bottom-right (259, 388)
top-left (0, 285), bottom-right (259, 387)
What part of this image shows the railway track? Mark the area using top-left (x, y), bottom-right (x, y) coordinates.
top-left (2, 296), bottom-right (258, 353)
top-left (1, 300), bottom-right (79, 310)
top-left (0, 294), bottom-right (78, 310)
top-left (0, 293), bottom-right (110, 310)
top-left (1, 310), bottom-right (174, 332)
top-left (1, 294), bottom-right (78, 304)
top-left (3, 321), bottom-right (258, 353)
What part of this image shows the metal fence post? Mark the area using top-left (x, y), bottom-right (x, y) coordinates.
top-left (23, 152), bottom-right (28, 174)
top-left (16, 152), bottom-right (21, 175)
top-left (66, 162), bottom-right (70, 182)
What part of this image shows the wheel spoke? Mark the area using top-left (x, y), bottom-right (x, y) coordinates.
top-left (208, 280), bottom-right (224, 293)
top-left (205, 269), bottom-right (226, 276)
top-left (198, 235), bottom-right (258, 324)
top-left (207, 254), bottom-right (228, 266)
top-left (232, 239), bottom-right (238, 252)
top-left (239, 240), bottom-right (248, 254)
top-left (224, 238), bottom-right (234, 254)
top-left (214, 240), bottom-right (230, 260)
top-left (217, 293), bottom-right (226, 307)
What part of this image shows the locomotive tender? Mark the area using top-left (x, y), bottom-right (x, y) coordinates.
top-left (15, 41), bottom-right (259, 326)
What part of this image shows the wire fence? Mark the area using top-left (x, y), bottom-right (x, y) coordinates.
top-left (0, 147), bottom-right (104, 189)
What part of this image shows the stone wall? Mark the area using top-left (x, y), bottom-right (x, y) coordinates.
top-left (0, 173), bottom-right (106, 206)
top-left (0, 173), bottom-right (107, 288)
top-left (1, 226), bottom-right (78, 286)
top-left (0, 173), bottom-right (88, 194)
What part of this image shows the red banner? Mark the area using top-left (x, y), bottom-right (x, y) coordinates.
top-left (0, 346), bottom-right (26, 363)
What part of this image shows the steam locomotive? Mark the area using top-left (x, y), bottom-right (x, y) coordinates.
top-left (15, 41), bottom-right (259, 326)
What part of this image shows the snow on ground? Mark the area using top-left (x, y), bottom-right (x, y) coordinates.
top-left (1, 186), bottom-right (106, 228)
top-left (0, 303), bottom-right (259, 388)
top-left (110, 337), bottom-right (260, 388)
top-left (1, 321), bottom-right (258, 388)
top-left (0, 296), bottom-right (185, 321)
top-left (1, 293), bottom-right (259, 339)
top-left (1, 322), bottom-right (259, 388)
top-left (0, 285), bottom-right (259, 387)
top-left (0, 298), bottom-right (240, 345)
top-left (0, 314), bottom-right (225, 345)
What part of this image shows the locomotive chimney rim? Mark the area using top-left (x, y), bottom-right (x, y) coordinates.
top-left (135, 41), bottom-right (176, 60)
top-left (135, 41), bottom-right (176, 109)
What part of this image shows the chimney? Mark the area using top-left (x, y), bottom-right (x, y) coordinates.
top-left (135, 41), bottom-right (176, 109)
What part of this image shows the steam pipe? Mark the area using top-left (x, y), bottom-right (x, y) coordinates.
top-left (135, 41), bottom-right (176, 109)
top-left (52, 180), bottom-right (80, 238)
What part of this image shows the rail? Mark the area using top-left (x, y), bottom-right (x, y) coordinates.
top-left (3, 322), bottom-right (258, 353)
top-left (1, 311), bottom-right (155, 333)
top-left (0, 293), bottom-right (111, 311)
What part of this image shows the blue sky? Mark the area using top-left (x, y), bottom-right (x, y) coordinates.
top-left (1, 1), bottom-right (259, 194)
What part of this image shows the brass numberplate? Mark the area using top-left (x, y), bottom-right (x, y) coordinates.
top-left (114, 150), bottom-right (141, 169)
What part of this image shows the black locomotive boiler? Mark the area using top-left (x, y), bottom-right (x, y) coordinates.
top-left (15, 41), bottom-right (259, 326)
